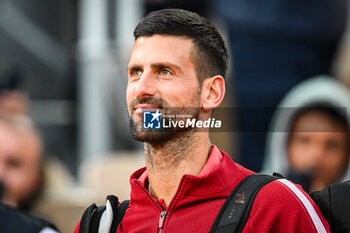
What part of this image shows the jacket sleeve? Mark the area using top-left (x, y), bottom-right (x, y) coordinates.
top-left (244, 179), bottom-right (330, 233)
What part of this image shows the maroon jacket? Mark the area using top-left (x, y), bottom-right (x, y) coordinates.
top-left (75, 145), bottom-right (330, 233)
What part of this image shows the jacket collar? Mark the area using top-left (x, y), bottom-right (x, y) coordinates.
top-left (129, 145), bottom-right (252, 207)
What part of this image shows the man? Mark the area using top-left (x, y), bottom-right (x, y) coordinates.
top-left (75, 9), bottom-right (330, 232)
top-left (0, 116), bottom-right (59, 232)
top-left (0, 116), bottom-right (43, 210)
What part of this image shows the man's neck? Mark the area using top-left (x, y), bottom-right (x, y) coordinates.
top-left (144, 131), bottom-right (211, 208)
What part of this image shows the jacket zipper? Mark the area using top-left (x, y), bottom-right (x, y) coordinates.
top-left (135, 180), bottom-right (168, 232)
top-left (158, 211), bottom-right (167, 233)
top-left (135, 177), bottom-right (188, 232)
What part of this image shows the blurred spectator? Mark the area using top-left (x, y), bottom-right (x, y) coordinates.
top-left (0, 110), bottom-right (59, 232)
top-left (213, 0), bottom-right (348, 172)
top-left (0, 62), bottom-right (45, 210)
top-left (287, 106), bottom-right (349, 192)
top-left (0, 115), bottom-right (44, 210)
top-left (0, 62), bottom-right (62, 231)
top-left (262, 76), bottom-right (350, 192)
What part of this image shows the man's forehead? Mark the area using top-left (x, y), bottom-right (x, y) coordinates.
top-left (131, 35), bottom-right (194, 56)
top-left (128, 35), bottom-right (195, 66)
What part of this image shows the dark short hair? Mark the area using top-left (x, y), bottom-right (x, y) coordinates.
top-left (134, 8), bottom-right (229, 82)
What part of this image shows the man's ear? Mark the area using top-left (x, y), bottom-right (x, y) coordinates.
top-left (200, 75), bottom-right (225, 112)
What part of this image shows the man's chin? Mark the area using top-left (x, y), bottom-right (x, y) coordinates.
top-left (129, 123), bottom-right (189, 144)
top-left (129, 119), bottom-right (165, 143)
top-left (131, 130), bottom-right (173, 144)
top-left (130, 126), bottom-right (196, 145)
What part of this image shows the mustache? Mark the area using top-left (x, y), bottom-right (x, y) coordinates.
top-left (130, 96), bottom-right (165, 110)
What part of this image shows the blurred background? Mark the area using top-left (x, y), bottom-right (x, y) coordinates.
top-left (0, 0), bottom-right (350, 232)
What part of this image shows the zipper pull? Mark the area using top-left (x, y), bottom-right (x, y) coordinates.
top-left (158, 211), bottom-right (167, 233)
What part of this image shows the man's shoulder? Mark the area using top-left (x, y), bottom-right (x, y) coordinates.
top-left (214, 148), bottom-right (257, 190)
top-left (255, 178), bottom-right (317, 211)
top-left (247, 178), bottom-right (330, 232)
top-left (257, 179), bottom-right (311, 206)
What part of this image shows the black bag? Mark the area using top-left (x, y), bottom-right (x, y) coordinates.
top-left (79, 195), bottom-right (129, 233)
top-left (309, 180), bottom-right (350, 233)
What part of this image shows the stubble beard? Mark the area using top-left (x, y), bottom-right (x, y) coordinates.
top-left (128, 96), bottom-right (201, 144)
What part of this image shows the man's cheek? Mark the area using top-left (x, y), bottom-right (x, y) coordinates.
top-left (125, 89), bottom-right (133, 105)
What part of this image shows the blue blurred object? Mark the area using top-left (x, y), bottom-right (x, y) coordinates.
top-left (213, 0), bottom-right (348, 172)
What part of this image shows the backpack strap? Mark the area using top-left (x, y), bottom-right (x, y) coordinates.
top-left (209, 174), bottom-right (278, 233)
top-left (79, 195), bottom-right (129, 233)
top-left (110, 199), bottom-right (130, 233)
top-left (79, 203), bottom-right (99, 233)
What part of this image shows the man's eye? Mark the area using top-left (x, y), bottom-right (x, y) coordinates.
top-left (159, 69), bottom-right (172, 75)
top-left (130, 69), bottom-right (142, 76)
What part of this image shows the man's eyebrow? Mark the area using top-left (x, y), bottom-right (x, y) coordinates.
top-left (127, 64), bottom-right (142, 72)
top-left (127, 62), bottom-right (183, 74)
top-left (151, 63), bottom-right (182, 73)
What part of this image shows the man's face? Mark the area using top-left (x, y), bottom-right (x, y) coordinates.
top-left (126, 35), bottom-right (202, 142)
top-left (0, 124), bottom-right (41, 208)
top-left (288, 111), bottom-right (349, 189)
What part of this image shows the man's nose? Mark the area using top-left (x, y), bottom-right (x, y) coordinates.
top-left (308, 145), bottom-right (324, 165)
top-left (135, 71), bottom-right (157, 99)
